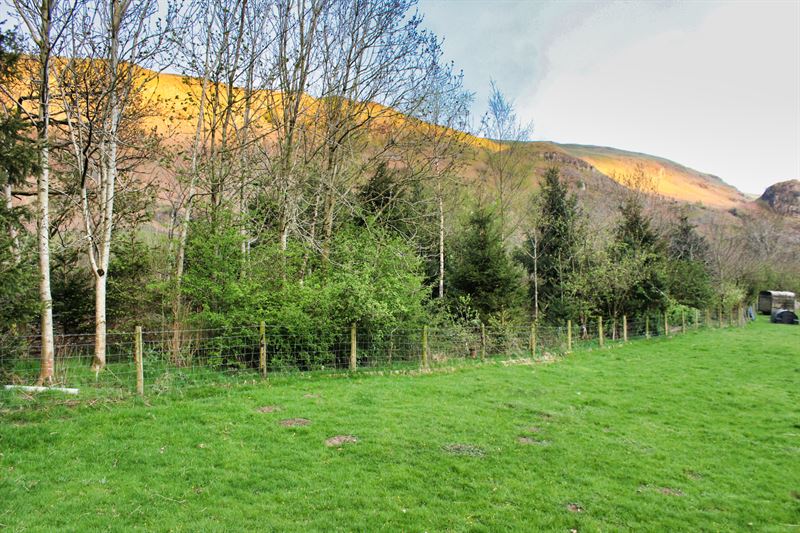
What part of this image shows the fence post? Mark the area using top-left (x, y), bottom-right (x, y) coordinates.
top-left (739, 305), bottom-right (744, 326)
top-left (135, 326), bottom-right (144, 396)
top-left (480, 323), bottom-right (486, 360)
top-left (259, 321), bottom-right (267, 378)
top-left (529, 321), bottom-right (536, 357)
top-left (664, 313), bottom-right (669, 336)
top-left (598, 316), bottom-right (604, 348)
top-left (681, 310), bottom-right (686, 334)
top-left (729, 308), bottom-right (735, 328)
top-left (566, 320), bottom-right (572, 352)
top-left (695, 309), bottom-right (699, 329)
top-left (422, 325), bottom-right (429, 369)
top-left (622, 315), bottom-right (628, 342)
top-left (705, 308), bottom-right (711, 328)
top-left (718, 305), bottom-right (723, 328)
top-left (350, 323), bottom-right (357, 371)
top-left (645, 316), bottom-right (650, 338)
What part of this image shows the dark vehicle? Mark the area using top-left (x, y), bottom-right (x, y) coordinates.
top-left (758, 290), bottom-right (796, 315)
top-left (770, 308), bottom-right (799, 325)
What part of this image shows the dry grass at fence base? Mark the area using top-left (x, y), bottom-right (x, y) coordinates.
top-left (325, 435), bottom-right (358, 447)
top-left (279, 418), bottom-right (311, 427)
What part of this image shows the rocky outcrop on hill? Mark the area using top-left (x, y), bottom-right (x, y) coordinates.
top-left (759, 179), bottom-right (800, 217)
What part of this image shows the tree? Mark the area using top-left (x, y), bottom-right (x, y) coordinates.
top-left (665, 213), bottom-right (712, 308)
top-left (479, 82), bottom-right (532, 242)
top-left (0, 28), bottom-right (40, 342)
top-left (8, 0), bottom-right (73, 384)
top-left (448, 207), bottom-right (525, 320)
top-left (55, 0), bottom-right (174, 370)
top-left (518, 167), bottom-right (582, 323)
top-left (611, 196), bottom-right (668, 316)
top-left (409, 60), bottom-right (473, 299)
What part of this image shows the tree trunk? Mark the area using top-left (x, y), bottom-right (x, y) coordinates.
top-left (438, 194), bottom-right (444, 299)
top-left (36, 4), bottom-right (55, 385)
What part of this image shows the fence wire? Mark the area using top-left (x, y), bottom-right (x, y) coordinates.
top-left (0, 307), bottom-right (751, 397)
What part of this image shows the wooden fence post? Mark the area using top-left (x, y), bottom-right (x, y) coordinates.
top-left (259, 321), bottom-right (267, 378)
top-left (480, 323), bottom-right (487, 360)
top-left (695, 309), bottom-right (699, 329)
top-left (422, 325), bottom-right (429, 369)
top-left (598, 316), bottom-right (604, 348)
top-left (350, 323), bottom-right (357, 371)
top-left (664, 313), bottom-right (669, 336)
top-left (645, 316), bottom-right (650, 338)
top-left (135, 326), bottom-right (144, 396)
top-left (681, 310), bottom-right (686, 334)
top-left (705, 309), bottom-right (711, 328)
top-left (622, 315), bottom-right (628, 342)
top-left (718, 305), bottom-right (723, 328)
top-left (566, 320), bottom-right (572, 352)
top-left (529, 321), bottom-right (536, 357)
top-left (729, 308), bottom-right (735, 328)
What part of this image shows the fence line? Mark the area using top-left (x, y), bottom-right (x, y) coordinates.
top-left (1, 306), bottom-right (750, 397)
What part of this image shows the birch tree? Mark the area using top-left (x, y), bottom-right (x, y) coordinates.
top-left (56, 0), bottom-right (174, 370)
top-left (7, 0), bottom-right (74, 384)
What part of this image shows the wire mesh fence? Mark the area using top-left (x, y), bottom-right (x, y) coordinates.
top-left (0, 306), bottom-right (751, 398)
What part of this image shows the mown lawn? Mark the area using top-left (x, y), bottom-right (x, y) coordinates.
top-left (1, 318), bottom-right (798, 531)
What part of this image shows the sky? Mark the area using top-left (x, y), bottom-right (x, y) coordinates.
top-left (417, 0), bottom-right (800, 195)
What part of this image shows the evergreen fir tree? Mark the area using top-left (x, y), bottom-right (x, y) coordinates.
top-left (448, 207), bottom-right (525, 319)
top-left (518, 167), bottom-right (582, 323)
top-left (612, 197), bottom-right (668, 316)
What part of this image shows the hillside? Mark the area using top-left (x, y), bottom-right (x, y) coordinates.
top-left (554, 144), bottom-right (750, 209)
top-left (132, 71), bottom-right (749, 211)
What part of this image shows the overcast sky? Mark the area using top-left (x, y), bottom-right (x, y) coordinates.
top-left (417, 0), bottom-right (800, 194)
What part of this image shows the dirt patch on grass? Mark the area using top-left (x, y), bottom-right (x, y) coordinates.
top-left (523, 426), bottom-right (542, 433)
top-left (517, 436), bottom-right (551, 446)
top-left (303, 393), bottom-right (321, 399)
top-left (256, 405), bottom-right (281, 413)
top-left (325, 435), bottom-right (358, 447)
top-left (279, 418), bottom-right (311, 427)
top-left (566, 503), bottom-right (583, 513)
top-left (443, 443), bottom-right (485, 457)
top-left (638, 484), bottom-right (684, 496)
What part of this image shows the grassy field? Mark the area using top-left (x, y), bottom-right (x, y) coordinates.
top-left (1, 318), bottom-right (798, 531)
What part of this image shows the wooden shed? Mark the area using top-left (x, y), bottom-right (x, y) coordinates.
top-left (758, 290), bottom-right (796, 315)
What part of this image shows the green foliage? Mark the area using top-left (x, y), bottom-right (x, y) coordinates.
top-left (518, 167), bottom-right (583, 323)
top-left (447, 207), bottom-right (525, 320)
top-left (50, 244), bottom-right (93, 334)
top-left (666, 259), bottom-right (713, 309)
top-left (181, 212), bottom-right (428, 369)
top-left (107, 234), bottom-right (163, 330)
top-left (610, 197), bottom-right (668, 316)
top-left (0, 28), bottom-right (39, 189)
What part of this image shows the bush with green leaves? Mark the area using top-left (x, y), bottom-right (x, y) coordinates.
top-left (180, 214), bottom-right (428, 370)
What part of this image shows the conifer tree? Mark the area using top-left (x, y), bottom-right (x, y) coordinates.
top-left (612, 196), bottom-right (668, 316)
top-left (518, 167), bottom-right (582, 323)
top-left (448, 208), bottom-right (525, 319)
